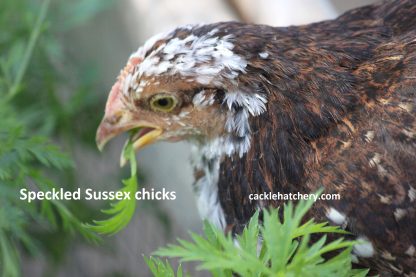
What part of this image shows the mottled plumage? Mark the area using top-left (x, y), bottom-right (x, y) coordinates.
top-left (97, 1), bottom-right (416, 275)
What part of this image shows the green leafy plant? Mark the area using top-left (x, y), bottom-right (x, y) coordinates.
top-left (0, 49), bottom-right (97, 277)
top-left (147, 195), bottom-right (369, 277)
top-left (144, 256), bottom-right (187, 277)
top-left (0, 0), bottom-right (114, 275)
top-left (86, 140), bottom-right (139, 235)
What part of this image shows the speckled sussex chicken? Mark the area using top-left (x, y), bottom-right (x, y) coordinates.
top-left (96, 0), bottom-right (416, 275)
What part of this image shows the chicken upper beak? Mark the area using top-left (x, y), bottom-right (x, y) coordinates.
top-left (96, 113), bottom-right (163, 149)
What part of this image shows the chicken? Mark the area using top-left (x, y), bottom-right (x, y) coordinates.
top-left (96, 1), bottom-right (416, 275)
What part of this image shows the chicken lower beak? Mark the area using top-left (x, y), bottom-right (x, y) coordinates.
top-left (119, 127), bottom-right (163, 167)
top-left (131, 128), bottom-right (163, 152)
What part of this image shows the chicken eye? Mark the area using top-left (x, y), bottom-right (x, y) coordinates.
top-left (149, 94), bottom-right (178, 112)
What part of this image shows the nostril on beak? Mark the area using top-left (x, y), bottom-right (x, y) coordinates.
top-left (105, 111), bottom-right (123, 125)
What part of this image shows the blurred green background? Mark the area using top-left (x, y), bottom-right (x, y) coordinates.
top-left (1, 0), bottom-right (155, 276)
top-left (0, 0), bottom-right (204, 275)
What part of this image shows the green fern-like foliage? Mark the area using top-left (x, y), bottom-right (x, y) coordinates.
top-left (150, 195), bottom-right (369, 277)
top-left (0, 0), bottom-right (110, 275)
top-left (144, 256), bottom-right (188, 277)
top-left (0, 102), bottom-right (98, 276)
top-left (86, 141), bottom-right (139, 235)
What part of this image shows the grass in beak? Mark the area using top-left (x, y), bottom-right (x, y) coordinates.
top-left (128, 127), bottom-right (141, 142)
top-left (120, 128), bottom-right (141, 167)
top-left (86, 135), bottom-right (138, 235)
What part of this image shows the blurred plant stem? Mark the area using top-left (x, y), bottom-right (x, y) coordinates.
top-left (6, 0), bottom-right (51, 101)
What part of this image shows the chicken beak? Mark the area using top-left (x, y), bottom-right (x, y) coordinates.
top-left (97, 115), bottom-right (162, 158)
top-left (96, 114), bottom-right (163, 166)
top-left (96, 78), bottom-right (129, 152)
top-left (118, 127), bottom-right (163, 167)
top-left (131, 128), bottom-right (163, 151)
top-left (96, 113), bottom-right (125, 152)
